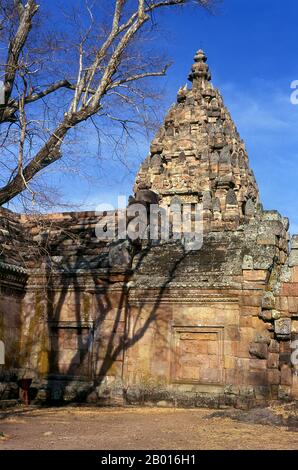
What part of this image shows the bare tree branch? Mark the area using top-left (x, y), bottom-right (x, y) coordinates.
top-left (1, 0), bottom-right (39, 120)
top-left (0, 0), bottom-right (213, 207)
top-left (1, 79), bottom-right (72, 123)
top-left (110, 64), bottom-right (171, 88)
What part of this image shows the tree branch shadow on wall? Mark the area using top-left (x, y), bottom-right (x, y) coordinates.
top-left (42, 233), bottom-right (192, 405)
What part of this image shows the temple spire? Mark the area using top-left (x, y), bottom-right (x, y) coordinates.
top-left (134, 48), bottom-right (260, 232)
top-left (188, 49), bottom-right (211, 83)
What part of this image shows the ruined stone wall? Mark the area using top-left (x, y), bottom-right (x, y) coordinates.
top-left (18, 211), bottom-right (129, 403)
top-left (121, 210), bottom-right (293, 408)
top-left (0, 209), bottom-right (28, 400)
top-left (0, 205), bottom-right (297, 408)
top-left (271, 234), bottom-right (298, 400)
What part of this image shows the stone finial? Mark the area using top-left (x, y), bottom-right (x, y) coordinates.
top-left (188, 49), bottom-right (211, 83)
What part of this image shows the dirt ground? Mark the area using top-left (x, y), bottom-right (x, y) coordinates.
top-left (0, 405), bottom-right (297, 450)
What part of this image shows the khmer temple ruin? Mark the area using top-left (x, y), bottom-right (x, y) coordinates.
top-left (1, 50), bottom-right (298, 408)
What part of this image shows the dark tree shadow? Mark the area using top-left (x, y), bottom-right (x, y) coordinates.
top-left (39, 216), bottom-right (193, 405)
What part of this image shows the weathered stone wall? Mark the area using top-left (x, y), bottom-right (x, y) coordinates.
top-left (0, 49), bottom-right (298, 408)
top-left (20, 277), bottom-right (128, 403)
top-left (0, 209), bottom-right (28, 400)
top-left (121, 210), bottom-right (293, 408)
top-left (0, 204), bottom-right (297, 408)
top-left (16, 211), bottom-right (128, 403)
top-left (270, 234), bottom-right (298, 400)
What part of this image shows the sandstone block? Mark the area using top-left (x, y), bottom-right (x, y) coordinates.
top-left (267, 352), bottom-right (279, 369)
top-left (291, 235), bottom-right (298, 249)
top-left (292, 266), bottom-right (298, 282)
top-left (261, 291), bottom-right (275, 310)
top-left (243, 270), bottom-right (269, 282)
top-left (241, 295), bottom-right (263, 308)
top-left (242, 255), bottom-right (253, 270)
top-left (248, 370), bottom-right (267, 386)
top-left (267, 369), bottom-right (280, 385)
top-left (287, 296), bottom-right (298, 313)
top-left (249, 358), bottom-right (267, 370)
top-left (240, 316), bottom-right (252, 327)
top-left (289, 249), bottom-right (298, 267)
top-left (278, 385), bottom-right (291, 400)
top-left (280, 364), bottom-right (292, 386)
top-left (268, 339), bottom-right (279, 353)
top-left (279, 296), bottom-right (288, 312)
top-left (282, 283), bottom-right (298, 296)
top-left (249, 342), bottom-right (268, 359)
top-left (257, 234), bottom-right (278, 246)
top-left (240, 306), bottom-right (261, 317)
top-left (259, 310), bottom-right (272, 321)
top-left (254, 386), bottom-right (270, 400)
top-left (275, 318), bottom-right (291, 337)
top-left (224, 356), bottom-right (235, 369)
top-left (254, 331), bottom-right (271, 344)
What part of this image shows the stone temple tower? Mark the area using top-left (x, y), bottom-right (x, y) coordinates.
top-left (0, 49), bottom-right (297, 407)
top-left (134, 50), bottom-right (260, 231)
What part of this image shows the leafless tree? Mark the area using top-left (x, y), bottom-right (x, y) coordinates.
top-left (0, 0), bottom-right (213, 208)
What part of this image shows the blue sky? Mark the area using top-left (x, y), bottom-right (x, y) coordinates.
top-left (24, 0), bottom-right (298, 234)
